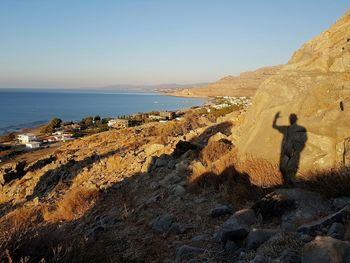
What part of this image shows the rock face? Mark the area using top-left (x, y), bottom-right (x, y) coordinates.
top-left (237, 10), bottom-right (350, 173)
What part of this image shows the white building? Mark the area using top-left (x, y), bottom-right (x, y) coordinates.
top-left (18, 134), bottom-right (37, 144)
top-left (25, 141), bottom-right (41, 149)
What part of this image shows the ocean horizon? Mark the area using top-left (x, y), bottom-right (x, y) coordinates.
top-left (0, 88), bottom-right (205, 135)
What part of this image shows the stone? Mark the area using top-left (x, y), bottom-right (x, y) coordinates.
top-left (152, 214), bottom-right (175, 234)
top-left (168, 159), bottom-right (177, 169)
top-left (327, 223), bottom-right (345, 240)
top-left (297, 205), bottom-right (350, 236)
top-left (175, 245), bottom-right (206, 263)
top-left (222, 228), bottom-right (249, 245)
top-left (332, 197), bottom-right (350, 210)
top-left (299, 234), bottom-right (313, 243)
top-left (246, 228), bottom-right (279, 249)
top-left (210, 205), bottom-right (233, 218)
top-left (172, 140), bottom-right (198, 158)
top-left (144, 144), bottom-right (165, 156)
top-left (214, 208), bottom-right (255, 243)
top-left (208, 132), bottom-right (229, 143)
top-left (250, 255), bottom-right (269, 263)
top-left (169, 223), bottom-right (194, 235)
top-left (172, 184), bottom-right (186, 196)
top-left (302, 236), bottom-right (350, 263)
top-left (191, 234), bottom-right (210, 242)
top-left (280, 248), bottom-right (301, 263)
top-left (155, 154), bottom-right (171, 168)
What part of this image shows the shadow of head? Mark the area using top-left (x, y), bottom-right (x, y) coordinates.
top-left (289, 113), bottom-right (298, 125)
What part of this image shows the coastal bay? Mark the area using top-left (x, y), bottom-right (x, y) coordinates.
top-left (0, 89), bottom-right (205, 134)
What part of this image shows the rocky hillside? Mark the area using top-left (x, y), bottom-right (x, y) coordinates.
top-left (1, 109), bottom-right (350, 263)
top-left (236, 10), bottom-right (350, 174)
top-left (167, 66), bottom-right (282, 98)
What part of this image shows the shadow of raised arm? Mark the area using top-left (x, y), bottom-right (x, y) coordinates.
top-left (272, 112), bottom-right (287, 134)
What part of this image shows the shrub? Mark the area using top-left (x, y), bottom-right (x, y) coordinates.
top-left (236, 158), bottom-right (283, 188)
top-left (200, 139), bottom-right (232, 166)
top-left (43, 187), bottom-right (99, 222)
top-left (297, 167), bottom-right (350, 197)
top-left (41, 117), bottom-right (62, 134)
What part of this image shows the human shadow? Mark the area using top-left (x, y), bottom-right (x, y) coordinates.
top-left (272, 112), bottom-right (307, 185)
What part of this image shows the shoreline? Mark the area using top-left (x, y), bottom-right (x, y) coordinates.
top-left (0, 90), bottom-right (207, 138)
top-left (159, 91), bottom-right (209, 99)
top-left (0, 92), bottom-right (208, 138)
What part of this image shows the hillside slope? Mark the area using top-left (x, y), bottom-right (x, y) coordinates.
top-left (167, 65), bottom-right (282, 98)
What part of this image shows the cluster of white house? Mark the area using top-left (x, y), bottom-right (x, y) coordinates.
top-left (17, 131), bottom-right (75, 149)
top-left (107, 111), bottom-right (177, 129)
top-left (44, 131), bottom-right (74, 143)
top-left (213, 96), bottom-right (252, 109)
top-left (17, 134), bottom-right (41, 149)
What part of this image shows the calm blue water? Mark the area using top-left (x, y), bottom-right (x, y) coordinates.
top-left (0, 89), bottom-right (205, 134)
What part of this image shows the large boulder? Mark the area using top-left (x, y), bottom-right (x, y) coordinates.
top-left (214, 208), bottom-right (255, 244)
top-left (302, 236), bottom-right (350, 263)
top-left (236, 10), bottom-right (350, 174)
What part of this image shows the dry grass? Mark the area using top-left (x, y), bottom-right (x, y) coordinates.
top-left (236, 157), bottom-right (283, 188)
top-left (297, 166), bottom-right (350, 197)
top-left (153, 110), bottom-right (206, 144)
top-left (200, 139), bottom-right (232, 166)
top-left (189, 149), bottom-right (262, 207)
top-left (0, 204), bottom-right (43, 260)
top-left (43, 187), bottom-right (99, 222)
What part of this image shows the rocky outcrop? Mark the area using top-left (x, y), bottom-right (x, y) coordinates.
top-left (0, 161), bottom-right (26, 185)
top-left (236, 10), bottom-right (350, 173)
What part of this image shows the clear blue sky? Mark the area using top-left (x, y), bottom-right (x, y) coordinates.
top-left (0, 0), bottom-right (349, 88)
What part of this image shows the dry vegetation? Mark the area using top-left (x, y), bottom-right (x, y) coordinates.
top-left (297, 167), bottom-right (350, 198)
top-left (43, 187), bottom-right (100, 222)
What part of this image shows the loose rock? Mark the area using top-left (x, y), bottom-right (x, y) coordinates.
top-left (152, 214), bottom-right (175, 234)
top-left (246, 228), bottom-right (279, 249)
top-left (297, 205), bottom-right (350, 236)
top-left (210, 205), bottom-right (233, 218)
top-left (327, 222), bottom-right (345, 240)
top-left (175, 245), bottom-right (206, 263)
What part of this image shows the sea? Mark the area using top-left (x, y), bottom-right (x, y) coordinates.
top-left (0, 89), bottom-right (205, 135)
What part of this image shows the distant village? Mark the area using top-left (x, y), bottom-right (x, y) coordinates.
top-left (0, 96), bottom-right (251, 163)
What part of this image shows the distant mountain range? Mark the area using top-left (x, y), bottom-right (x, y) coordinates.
top-left (99, 82), bottom-right (210, 92)
top-left (164, 65), bottom-right (282, 98)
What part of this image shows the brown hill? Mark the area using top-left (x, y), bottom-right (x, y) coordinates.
top-left (167, 65), bottom-right (282, 98)
top-left (236, 10), bottom-right (350, 175)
